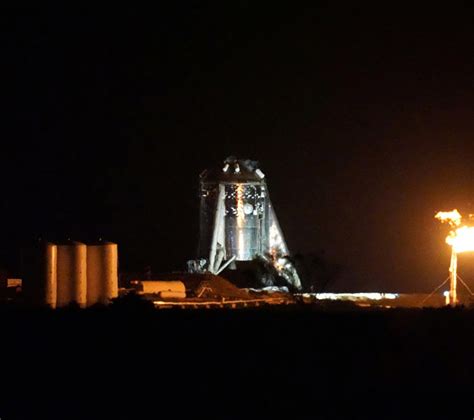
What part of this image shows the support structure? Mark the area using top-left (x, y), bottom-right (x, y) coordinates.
top-left (448, 249), bottom-right (458, 305)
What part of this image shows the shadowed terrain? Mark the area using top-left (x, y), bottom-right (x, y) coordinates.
top-left (1, 302), bottom-right (473, 418)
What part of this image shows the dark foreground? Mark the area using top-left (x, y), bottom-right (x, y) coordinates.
top-left (1, 300), bottom-right (474, 419)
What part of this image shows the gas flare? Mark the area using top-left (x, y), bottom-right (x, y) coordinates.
top-left (435, 209), bottom-right (474, 305)
top-left (446, 226), bottom-right (474, 253)
top-left (435, 209), bottom-right (474, 252)
top-left (435, 209), bottom-right (462, 227)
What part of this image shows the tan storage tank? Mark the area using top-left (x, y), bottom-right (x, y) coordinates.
top-left (86, 242), bottom-right (118, 305)
top-left (139, 280), bottom-right (186, 298)
top-left (57, 241), bottom-right (87, 307)
top-left (159, 290), bottom-right (186, 299)
top-left (44, 242), bottom-right (57, 308)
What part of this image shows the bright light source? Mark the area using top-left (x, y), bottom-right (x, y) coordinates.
top-left (313, 292), bottom-right (398, 301)
top-left (435, 209), bottom-right (474, 305)
top-left (255, 169), bottom-right (265, 179)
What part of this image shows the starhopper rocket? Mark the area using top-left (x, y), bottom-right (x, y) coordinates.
top-left (188, 157), bottom-right (301, 290)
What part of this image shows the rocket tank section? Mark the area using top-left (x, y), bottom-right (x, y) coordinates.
top-left (192, 157), bottom-right (301, 290)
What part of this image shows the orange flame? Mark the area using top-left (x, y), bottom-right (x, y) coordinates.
top-left (435, 209), bottom-right (461, 227)
top-left (435, 209), bottom-right (474, 253)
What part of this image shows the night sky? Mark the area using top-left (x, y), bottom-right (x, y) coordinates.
top-left (2, 5), bottom-right (474, 292)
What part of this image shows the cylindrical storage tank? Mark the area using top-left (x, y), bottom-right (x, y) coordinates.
top-left (159, 290), bottom-right (186, 299)
top-left (139, 280), bottom-right (186, 296)
top-left (87, 242), bottom-right (118, 306)
top-left (22, 240), bottom-right (58, 306)
top-left (44, 242), bottom-right (57, 308)
top-left (57, 241), bottom-right (87, 308)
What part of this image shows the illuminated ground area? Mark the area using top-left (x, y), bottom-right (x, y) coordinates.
top-left (128, 271), bottom-right (470, 309)
top-left (300, 292), bottom-right (473, 307)
top-left (150, 292), bottom-right (460, 309)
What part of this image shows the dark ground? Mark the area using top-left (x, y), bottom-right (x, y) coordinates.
top-left (1, 302), bottom-right (474, 419)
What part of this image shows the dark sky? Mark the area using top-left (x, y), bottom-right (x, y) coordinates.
top-left (2, 5), bottom-right (474, 291)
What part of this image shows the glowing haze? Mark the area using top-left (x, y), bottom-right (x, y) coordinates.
top-left (435, 209), bottom-right (474, 253)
